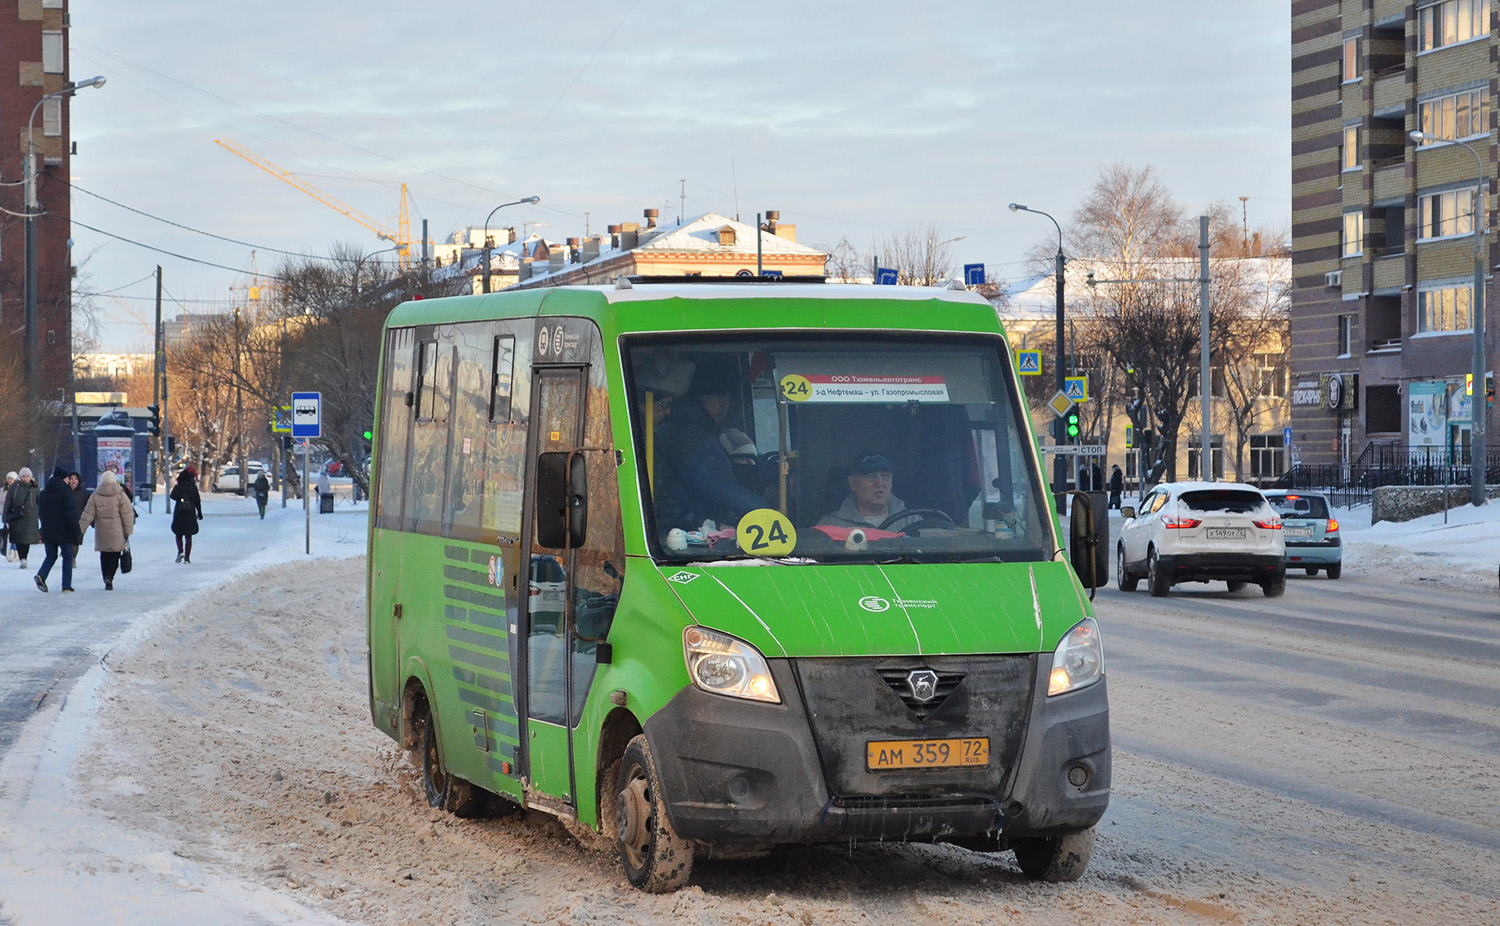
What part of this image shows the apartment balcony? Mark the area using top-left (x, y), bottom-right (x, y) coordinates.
top-left (1372, 250), bottom-right (1408, 291)
top-left (1372, 157), bottom-right (1408, 201)
top-left (1372, 70), bottom-right (1408, 113)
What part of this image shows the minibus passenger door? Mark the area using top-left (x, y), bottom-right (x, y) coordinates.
top-left (521, 366), bottom-right (587, 807)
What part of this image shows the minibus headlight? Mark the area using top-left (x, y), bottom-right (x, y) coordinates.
top-left (683, 626), bottom-right (781, 703)
top-left (1047, 618), bottom-right (1104, 697)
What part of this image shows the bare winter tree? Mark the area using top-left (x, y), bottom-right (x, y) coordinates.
top-left (818, 236), bottom-right (867, 282)
top-left (873, 222), bottom-right (962, 286)
top-left (1216, 260), bottom-right (1291, 482)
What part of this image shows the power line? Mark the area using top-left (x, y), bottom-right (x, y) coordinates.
top-left (69, 218), bottom-right (290, 280)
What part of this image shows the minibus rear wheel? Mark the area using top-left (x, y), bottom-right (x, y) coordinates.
top-left (414, 694), bottom-right (482, 818)
top-left (615, 734), bottom-right (693, 892)
top-left (1012, 827), bottom-right (1094, 882)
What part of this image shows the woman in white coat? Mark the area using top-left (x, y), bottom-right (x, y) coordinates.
top-left (79, 470), bottom-right (135, 590)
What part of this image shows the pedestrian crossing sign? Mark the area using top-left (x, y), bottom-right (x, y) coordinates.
top-left (1016, 350), bottom-right (1041, 376)
top-left (1064, 376), bottom-right (1089, 402)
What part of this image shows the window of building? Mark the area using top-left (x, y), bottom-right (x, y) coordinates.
top-left (42, 98), bottom-right (62, 137)
top-left (1342, 211), bottom-right (1364, 257)
top-left (1418, 188), bottom-right (1476, 239)
top-left (1419, 0), bottom-right (1491, 52)
top-left (1343, 36), bottom-right (1361, 82)
top-left (1255, 353), bottom-right (1288, 397)
top-left (1338, 314), bottom-right (1355, 356)
top-left (1186, 437), bottom-right (1225, 480)
top-left (1417, 282), bottom-right (1474, 332)
top-left (1418, 88), bottom-right (1489, 142)
top-left (42, 31), bottom-right (64, 73)
top-left (42, 0), bottom-right (63, 9)
top-left (1365, 384), bottom-right (1401, 432)
top-left (1342, 125), bottom-right (1361, 171)
top-left (1249, 434), bottom-right (1285, 480)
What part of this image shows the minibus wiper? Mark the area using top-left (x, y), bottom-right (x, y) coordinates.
top-left (877, 555), bottom-right (923, 565)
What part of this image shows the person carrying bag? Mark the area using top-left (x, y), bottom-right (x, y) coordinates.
top-left (78, 470), bottom-right (135, 590)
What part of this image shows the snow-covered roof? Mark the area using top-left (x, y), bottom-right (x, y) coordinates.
top-left (1000, 256), bottom-right (1290, 322)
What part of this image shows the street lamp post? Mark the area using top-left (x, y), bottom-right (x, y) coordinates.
top-left (1009, 203), bottom-right (1068, 501)
top-left (482, 196), bottom-right (540, 293)
top-left (1410, 129), bottom-right (1487, 506)
top-left (23, 75), bottom-right (105, 467)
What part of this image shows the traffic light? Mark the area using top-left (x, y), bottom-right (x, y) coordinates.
top-left (146, 404), bottom-right (161, 436)
top-left (1065, 407), bottom-right (1081, 439)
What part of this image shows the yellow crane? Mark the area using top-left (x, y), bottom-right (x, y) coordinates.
top-left (216, 138), bottom-right (413, 269)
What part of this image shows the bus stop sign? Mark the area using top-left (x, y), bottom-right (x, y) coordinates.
top-left (292, 392), bottom-right (321, 439)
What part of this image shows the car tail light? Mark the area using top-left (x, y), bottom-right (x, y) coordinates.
top-left (1163, 517), bottom-right (1201, 529)
top-left (1326, 518), bottom-right (1339, 533)
top-left (1253, 518), bottom-right (1282, 530)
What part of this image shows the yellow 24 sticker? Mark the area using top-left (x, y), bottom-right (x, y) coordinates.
top-left (779, 374), bottom-right (812, 402)
top-left (736, 508), bottom-right (798, 556)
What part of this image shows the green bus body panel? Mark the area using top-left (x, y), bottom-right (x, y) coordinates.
top-left (369, 284), bottom-right (1093, 833)
top-left (658, 560), bottom-right (1085, 658)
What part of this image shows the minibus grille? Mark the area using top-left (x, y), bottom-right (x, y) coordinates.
top-left (793, 655), bottom-right (1036, 799)
top-left (875, 668), bottom-right (965, 719)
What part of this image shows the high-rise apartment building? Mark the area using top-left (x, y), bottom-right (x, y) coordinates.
top-left (0, 0), bottom-right (79, 407)
top-left (1291, 0), bottom-right (1494, 473)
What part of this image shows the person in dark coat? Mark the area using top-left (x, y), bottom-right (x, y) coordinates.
top-left (252, 471), bottom-right (271, 519)
top-left (170, 466), bottom-right (204, 563)
top-left (652, 367), bottom-right (765, 530)
top-left (5, 467), bottom-right (40, 568)
top-left (1108, 464), bottom-right (1124, 510)
top-left (34, 466), bottom-right (82, 593)
top-left (66, 472), bottom-right (90, 568)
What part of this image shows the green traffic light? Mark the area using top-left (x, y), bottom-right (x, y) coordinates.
top-left (363, 430), bottom-right (373, 440)
top-left (1065, 410), bottom-right (1080, 438)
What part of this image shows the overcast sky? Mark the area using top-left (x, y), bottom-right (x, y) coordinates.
top-left (67, 1), bottom-right (1290, 352)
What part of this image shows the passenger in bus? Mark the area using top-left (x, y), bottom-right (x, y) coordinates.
top-left (653, 367), bottom-right (766, 529)
top-left (817, 451), bottom-right (917, 530)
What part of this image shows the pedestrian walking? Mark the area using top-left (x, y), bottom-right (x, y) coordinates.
top-left (5, 467), bottom-right (40, 568)
top-left (1108, 464), bottom-right (1124, 510)
top-left (0, 471), bottom-right (14, 561)
top-left (252, 470), bottom-right (270, 519)
top-left (170, 466), bottom-right (203, 563)
top-left (79, 470), bottom-right (135, 590)
top-left (66, 472), bottom-right (89, 569)
top-left (34, 466), bottom-right (82, 593)
top-left (1076, 464), bottom-right (1091, 492)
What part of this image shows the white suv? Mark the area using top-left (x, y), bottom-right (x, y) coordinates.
top-left (1117, 481), bottom-right (1286, 598)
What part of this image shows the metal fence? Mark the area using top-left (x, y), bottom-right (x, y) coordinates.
top-left (1274, 446), bottom-right (1500, 508)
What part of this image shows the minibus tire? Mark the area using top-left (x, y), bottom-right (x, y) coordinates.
top-left (1012, 827), bottom-right (1094, 882)
top-left (615, 735), bottom-right (693, 892)
top-left (1115, 544), bottom-right (1137, 592)
top-left (1147, 550), bottom-right (1170, 597)
top-left (416, 696), bottom-right (482, 818)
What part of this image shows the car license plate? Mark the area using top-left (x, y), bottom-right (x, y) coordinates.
top-left (1284, 526), bottom-right (1314, 539)
top-left (866, 737), bottom-right (989, 770)
top-left (1205, 527), bottom-right (1245, 539)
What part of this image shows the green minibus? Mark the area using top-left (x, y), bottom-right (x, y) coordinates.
top-left (367, 281), bottom-right (1108, 891)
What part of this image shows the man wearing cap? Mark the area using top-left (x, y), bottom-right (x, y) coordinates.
top-left (818, 452), bottom-right (913, 529)
top-left (654, 366), bottom-right (766, 528)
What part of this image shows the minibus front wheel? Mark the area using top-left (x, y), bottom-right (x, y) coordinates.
top-left (616, 734), bottom-right (694, 892)
top-left (1012, 827), bottom-right (1095, 882)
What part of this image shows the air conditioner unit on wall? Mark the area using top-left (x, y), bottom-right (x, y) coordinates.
top-left (1325, 270), bottom-right (1342, 287)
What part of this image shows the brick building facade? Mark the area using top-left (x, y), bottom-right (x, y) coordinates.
top-left (1291, 0), bottom-right (1497, 474)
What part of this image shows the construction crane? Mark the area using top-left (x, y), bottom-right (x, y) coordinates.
top-left (216, 138), bottom-right (413, 269)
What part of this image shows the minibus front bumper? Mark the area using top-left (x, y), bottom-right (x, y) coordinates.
top-left (642, 656), bottom-right (1109, 847)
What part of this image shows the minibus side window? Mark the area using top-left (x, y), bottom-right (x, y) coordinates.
top-left (445, 322), bottom-right (500, 541)
top-left (485, 325), bottom-right (529, 537)
top-left (408, 333), bottom-right (454, 535)
top-left (376, 327), bottom-right (415, 530)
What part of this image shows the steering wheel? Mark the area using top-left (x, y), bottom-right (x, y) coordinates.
top-left (877, 508), bottom-right (957, 533)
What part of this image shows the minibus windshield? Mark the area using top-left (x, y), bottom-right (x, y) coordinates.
top-left (625, 334), bottom-right (1054, 565)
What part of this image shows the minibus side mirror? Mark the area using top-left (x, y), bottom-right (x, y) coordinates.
top-left (536, 451), bottom-right (588, 549)
top-left (1067, 490), bottom-right (1102, 594)
top-left (1120, 505), bottom-right (1136, 519)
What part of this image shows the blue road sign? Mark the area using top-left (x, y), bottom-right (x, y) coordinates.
top-left (761, 269), bottom-right (783, 279)
top-left (875, 267), bottom-right (898, 285)
top-left (1064, 376), bottom-right (1089, 402)
top-left (291, 391), bottom-right (322, 439)
top-left (1016, 349), bottom-right (1041, 375)
top-left (963, 263), bottom-right (985, 286)
top-left (1283, 426), bottom-right (1293, 448)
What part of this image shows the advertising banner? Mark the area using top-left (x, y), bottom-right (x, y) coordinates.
top-left (1408, 381), bottom-right (1447, 447)
top-left (97, 436), bottom-right (133, 488)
